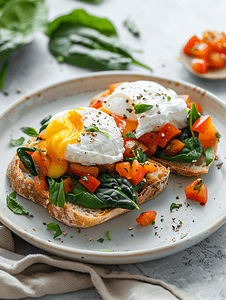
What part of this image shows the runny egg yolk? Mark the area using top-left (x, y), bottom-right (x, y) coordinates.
top-left (45, 110), bottom-right (84, 160)
top-left (100, 108), bottom-right (138, 135)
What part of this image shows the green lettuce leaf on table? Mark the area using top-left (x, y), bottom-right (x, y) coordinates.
top-left (0, 0), bottom-right (48, 90)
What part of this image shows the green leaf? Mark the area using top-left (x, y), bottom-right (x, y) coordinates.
top-left (20, 127), bottom-right (38, 137)
top-left (0, 0), bottom-right (48, 64)
top-left (77, 0), bottom-right (103, 3)
top-left (47, 222), bottom-right (62, 239)
top-left (193, 179), bottom-right (204, 194)
top-left (10, 137), bottom-right (25, 146)
top-left (47, 9), bottom-right (117, 38)
top-left (40, 115), bottom-right (52, 125)
top-left (204, 147), bottom-right (213, 166)
top-left (170, 203), bottom-right (182, 211)
top-left (86, 126), bottom-right (110, 138)
top-left (106, 231), bottom-right (111, 241)
top-left (17, 147), bottom-right (37, 176)
top-left (188, 103), bottom-right (201, 134)
top-left (97, 238), bottom-right (104, 243)
top-left (0, 60), bottom-right (9, 91)
top-left (159, 137), bottom-right (203, 163)
top-left (123, 148), bottom-right (147, 165)
top-left (134, 103), bottom-right (153, 114)
top-left (215, 132), bottom-right (221, 140)
top-left (48, 178), bottom-right (65, 208)
top-left (6, 191), bottom-right (29, 215)
top-left (124, 19), bottom-right (139, 37)
top-left (123, 132), bottom-right (136, 138)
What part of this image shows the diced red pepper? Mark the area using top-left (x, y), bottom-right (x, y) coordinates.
top-left (157, 123), bottom-right (181, 148)
top-left (130, 160), bottom-right (145, 186)
top-left (183, 35), bottom-right (200, 56)
top-left (79, 175), bottom-right (101, 193)
top-left (63, 177), bottom-right (74, 193)
top-left (136, 211), bottom-right (157, 226)
top-left (70, 163), bottom-right (99, 178)
top-left (191, 115), bottom-right (212, 133)
top-left (123, 139), bottom-right (148, 158)
top-left (184, 178), bottom-right (207, 206)
top-left (33, 176), bottom-right (47, 192)
top-left (192, 58), bottom-right (208, 74)
top-left (162, 139), bottom-right (185, 157)
top-left (143, 161), bottom-right (158, 174)
top-left (116, 162), bottom-right (132, 179)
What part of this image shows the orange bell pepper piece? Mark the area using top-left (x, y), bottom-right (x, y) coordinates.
top-left (70, 163), bottom-right (99, 178)
top-left (184, 178), bottom-right (207, 206)
top-left (143, 161), bottom-right (158, 174)
top-left (157, 123), bottom-right (181, 148)
top-left (31, 150), bottom-right (48, 177)
top-left (130, 160), bottom-right (145, 186)
top-left (33, 176), bottom-right (48, 192)
top-left (136, 211), bottom-right (157, 226)
top-left (198, 124), bottom-right (219, 149)
top-left (116, 162), bottom-right (132, 179)
top-left (187, 102), bottom-right (203, 113)
top-left (79, 175), bottom-right (101, 193)
top-left (162, 139), bottom-right (185, 157)
top-left (191, 115), bottom-right (212, 133)
top-left (63, 177), bottom-right (74, 193)
top-left (123, 139), bottom-right (148, 158)
top-left (183, 35), bottom-right (200, 56)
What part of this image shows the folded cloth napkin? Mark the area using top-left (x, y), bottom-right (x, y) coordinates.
top-left (0, 223), bottom-right (198, 300)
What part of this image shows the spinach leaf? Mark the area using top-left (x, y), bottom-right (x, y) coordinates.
top-left (0, 0), bottom-right (48, 89)
top-left (48, 10), bottom-right (152, 72)
top-left (10, 137), bottom-right (25, 147)
top-left (159, 137), bottom-right (203, 163)
top-left (6, 191), bottom-right (29, 215)
top-left (17, 147), bottom-right (37, 176)
top-left (77, 0), bottom-right (103, 3)
top-left (47, 222), bottom-right (62, 239)
top-left (124, 18), bottom-right (139, 37)
top-left (204, 147), bottom-right (213, 166)
top-left (66, 175), bottom-right (139, 210)
top-left (0, 60), bottom-right (9, 90)
top-left (134, 180), bottom-right (145, 192)
top-left (48, 178), bottom-right (65, 208)
top-left (40, 115), bottom-right (52, 125)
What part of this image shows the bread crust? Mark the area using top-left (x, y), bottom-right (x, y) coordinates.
top-left (7, 155), bottom-right (170, 228)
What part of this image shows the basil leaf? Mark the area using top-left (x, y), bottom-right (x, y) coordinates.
top-left (123, 132), bottom-right (136, 138)
top-left (123, 148), bottom-right (147, 165)
top-left (134, 103), bottom-right (153, 114)
top-left (124, 19), bottom-right (139, 37)
top-left (204, 147), bottom-right (213, 166)
top-left (20, 127), bottom-right (38, 137)
top-left (48, 10), bottom-right (152, 72)
top-left (0, 60), bottom-right (9, 91)
top-left (188, 103), bottom-right (201, 134)
top-left (40, 115), bottom-right (52, 125)
top-left (97, 238), bottom-right (104, 243)
top-left (159, 137), bottom-right (203, 163)
top-left (17, 147), bottom-right (37, 176)
top-left (47, 222), bottom-right (62, 239)
top-left (0, 0), bottom-right (48, 63)
top-left (39, 124), bottom-right (48, 133)
top-left (6, 191), bottom-right (29, 215)
top-left (86, 126), bottom-right (110, 138)
top-left (48, 178), bottom-right (65, 208)
top-left (10, 137), bottom-right (25, 146)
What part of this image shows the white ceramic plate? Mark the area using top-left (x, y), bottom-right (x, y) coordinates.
top-left (1, 72), bottom-right (226, 264)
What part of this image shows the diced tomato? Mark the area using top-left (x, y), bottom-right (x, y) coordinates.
top-left (90, 98), bottom-right (104, 109)
top-left (192, 58), bottom-right (208, 74)
top-left (123, 139), bottom-right (148, 158)
top-left (190, 42), bottom-right (211, 58)
top-left (136, 211), bottom-right (157, 226)
top-left (79, 175), bottom-right (101, 193)
top-left (63, 177), bottom-right (74, 193)
top-left (198, 124), bottom-right (219, 149)
top-left (109, 82), bottom-right (127, 94)
top-left (184, 178), bottom-right (207, 206)
top-left (187, 102), bottom-right (203, 113)
top-left (191, 115), bottom-right (212, 133)
top-left (138, 132), bottom-right (158, 155)
top-left (31, 150), bottom-right (48, 177)
top-left (157, 123), bottom-right (181, 148)
top-left (143, 161), bottom-right (158, 174)
top-left (209, 32), bottom-right (226, 54)
top-left (116, 162), bottom-right (132, 179)
top-left (179, 95), bottom-right (190, 105)
top-left (183, 35), bottom-right (200, 56)
top-left (130, 160), bottom-right (146, 186)
top-left (208, 51), bottom-right (226, 69)
top-left (70, 163), bottom-right (99, 178)
top-left (33, 176), bottom-right (47, 192)
top-left (162, 139), bottom-right (185, 157)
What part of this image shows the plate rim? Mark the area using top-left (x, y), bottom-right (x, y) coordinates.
top-left (1, 70), bottom-right (226, 262)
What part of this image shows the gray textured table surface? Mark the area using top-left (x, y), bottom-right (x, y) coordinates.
top-left (1, 0), bottom-right (226, 299)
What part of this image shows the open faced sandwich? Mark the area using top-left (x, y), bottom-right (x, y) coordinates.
top-left (90, 80), bottom-right (220, 176)
top-left (7, 106), bottom-right (170, 228)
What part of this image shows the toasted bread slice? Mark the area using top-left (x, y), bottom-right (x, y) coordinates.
top-left (90, 90), bottom-right (219, 177)
top-left (7, 155), bottom-right (170, 228)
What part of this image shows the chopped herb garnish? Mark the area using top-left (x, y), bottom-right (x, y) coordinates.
top-left (106, 231), bottom-right (111, 240)
top-left (20, 127), bottom-right (38, 137)
top-left (86, 126), bottom-right (110, 138)
top-left (6, 191), bottom-right (29, 215)
top-left (215, 132), bottom-right (221, 140)
top-left (170, 203), bottom-right (182, 211)
top-left (192, 179), bottom-right (204, 194)
top-left (40, 115), bottom-right (52, 125)
top-left (82, 176), bottom-right (89, 183)
top-left (140, 211), bottom-right (146, 215)
top-left (134, 103), bottom-right (153, 114)
top-left (180, 232), bottom-right (188, 239)
top-left (152, 221), bottom-right (155, 225)
top-left (70, 236), bottom-right (73, 238)
top-left (47, 222), bottom-right (62, 239)
top-left (167, 96), bottom-right (171, 101)
top-left (124, 18), bottom-right (139, 37)
top-left (123, 132), bottom-right (136, 138)
top-left (10, 137), bottom-right (25, 147)
top-left (97, 238), bottom-right (104, 243)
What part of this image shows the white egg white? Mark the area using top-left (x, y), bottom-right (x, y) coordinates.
top-left (50, 107), bottom-right (125, 165)
top-left (102, 81), bottom-right (188, 138)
